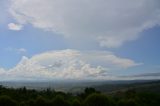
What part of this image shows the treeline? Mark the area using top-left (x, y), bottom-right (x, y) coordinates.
top-left (0, 85), bottom-right (160, 106)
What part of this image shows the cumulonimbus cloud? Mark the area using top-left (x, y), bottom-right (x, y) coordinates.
top-left (0, 50), bottom-right (141, 81)
top-left (9, 0), bottom-right (160, 48)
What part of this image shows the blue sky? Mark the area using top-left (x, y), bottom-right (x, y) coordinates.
top-left (0, 0), bottom-right (160, 81)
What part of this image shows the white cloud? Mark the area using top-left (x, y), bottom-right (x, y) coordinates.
top-left (9, 0), bottom-right (160, 48)
top-left (0, 68), bottom-right (5, 74)
top-left (18, 48), bottom-right (27, 53)
top-left (5, 47), bottom-right (27, 54)
top-left (0, 50), bottom-right (141, 81)
top-left (8, 23), bottom-right (22, 31)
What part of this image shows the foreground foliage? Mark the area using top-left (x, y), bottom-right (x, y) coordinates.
top-left (0, 85), bottom-right (160, 106)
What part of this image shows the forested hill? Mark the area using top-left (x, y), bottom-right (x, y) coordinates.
top-left (93, 80), bottom-right (160, 93)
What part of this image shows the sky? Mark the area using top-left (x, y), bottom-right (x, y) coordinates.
top-left (0, 0), bottom-right (160, 81)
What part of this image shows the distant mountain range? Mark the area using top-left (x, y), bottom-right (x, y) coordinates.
top-left (0, 80), bottom-right (160, 93)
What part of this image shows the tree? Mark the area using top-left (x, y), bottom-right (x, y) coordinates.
top-left (26, 99), bottom-right (35, 106)
top-left (0, 95), bottom-right (17, 106)
top-left (35, 96), bottom-right (49, 106)
top-left (85, 88), bottom-right (97, 95)
top-left (84, 93), bottom-right (114, 106)
top-left (117, 99), bottom-right (138, 106)
top-left (52, 95), bottom-right (70, 106)
top-left (72, 99), bottom-right (81, 106)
